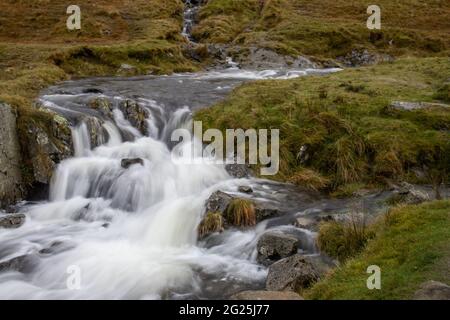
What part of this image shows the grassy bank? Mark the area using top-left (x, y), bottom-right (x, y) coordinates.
top-left (193, 0), bottom-right (450, 59)
top-left (305, 200), bottom-right (450, 299)
top-left (196, 57), bottom-right (450, 192)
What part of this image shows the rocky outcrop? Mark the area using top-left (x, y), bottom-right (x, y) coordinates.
top-left (389, 101), bottom-right (449, 111)
top-left (0, 213), bottom-right (26, 229)
top-left (0, 103), bottom-right (24, 208)
top-left (413, 281), bottom-right (450, 300)
top-left (337, 49), bottom-right (394, 67)
top-left (257, 231), bottom-right (299, 266)
top-left (266, 254), bottom-right (322, 291)
top-left (230, 290), bottom-right (303, 300)
top-left (25, 109), bottom-right (73, 184)
top-left (388, 182), bottom-right (430, 205)
top-left (232, 47), bottom-right (318, 70)
top-left (119, 99), bottom-right (150, 135)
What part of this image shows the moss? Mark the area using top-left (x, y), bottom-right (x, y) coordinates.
top-left (306, 200), bottom-right (450, 300)
top-left (225, 198), bottom-right (257, 227)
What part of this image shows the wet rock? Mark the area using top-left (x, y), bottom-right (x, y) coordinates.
top-left (257, 231), bottom-right (299, 265)
top-left (0, 102), bottom-right (24, 208)
top-left (413, 281), bottom-right (450, 300)
top-left (338, 49), bottom-right (394, 67)
top-left (231, 290), bottom-right (303, 300)
top-left (389, 182), bottom-right (430, 205)
top-left (0, 255), bottom-right (36, 273)
top-left (254, 203), bottom-right (279, 222)
top-left (119, 99), bottom-right (150, 135)
top-left (0, 213), bottom-right (26, 229)
top-left (26, 109), bottom-right (73, 184)
top-left (294, 217), bottom-right (315, 229)
top-left (266, 254), bottom-right (321, 291)
top-left (84, 116), bottom-right (108, 149)
top-left (88, 97), bottom-right (113, 118)
top-left (225, 163), bottom-right (252, 179)
top-left (121, 158), bottom-right (144, 169)
top-left (389, 101), bottom-right (449, 111)
top-left (238, 186), bottom-right (253, 194)
top-left (205, 191), bottom-right (233, 213)
top-left (39, 241), bottom-right (64, 255)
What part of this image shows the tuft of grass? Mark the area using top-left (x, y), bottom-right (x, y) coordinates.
top-left (317, 213), bottom-right (374, 262)
top-left (306, 200), bottom-right (450, 300)
top-left (198, 211), bottom-right (224, 238)
top-left (225, 198), bottom-right (257, 227)
top-left (289, 168), bottom-right (330, 191)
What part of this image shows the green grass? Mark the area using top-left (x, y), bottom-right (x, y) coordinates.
top-left (193, 0), bottom-right (450, 59)
top-left (305, 200), bottom-right (450, 300)
top-left (195, 57), bottom-right (450, 190)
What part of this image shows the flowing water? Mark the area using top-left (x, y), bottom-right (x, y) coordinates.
top-left (0, 2), bottom-right (387, 299)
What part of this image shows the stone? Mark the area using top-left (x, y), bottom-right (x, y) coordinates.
top-left (0, 102), bottom-right (24, 208)
top-left (205, 191), bottom-right (233, 214)
top-left (121, 158), bottom-right (144, 169)
top-left (238, 186), bottom-right (253, 194)
top-left (294, 217), bottom-right (315, 229)
top-left (413, 281), bottom-right (450, 300)
top-left (0, 213), bottom-right (26, 229)
top-left (225, 163), bottom-right (252, 178)
top-left (266, 254), bottom-right (321, 291)
top-left (389, 182), bottom-right (430, 205)
top-left (0, 255), bottom-right (29, 273)
top-left (257, 231), bottom-right (299, 265)
top-left (254, 203), bottom-right (279, 222)
top-left (231, 291), bottom-right (303, 300)
top-left (389, 101), bottom-right (449, 111)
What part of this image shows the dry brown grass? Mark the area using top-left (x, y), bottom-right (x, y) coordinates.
top-left (225, 198), bottom-right (257, 227)
top-left (198, 211), bottom-right (224, 238)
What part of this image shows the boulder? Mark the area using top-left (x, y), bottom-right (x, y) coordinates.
top-left (205, 191), bottom-right (233, 214)
top-left (266, 254), bottom-right (321, 291)
top-left (0, 213), bottom-right (26, 229)
top-left (257, 231), bottom-right (299, 265)
top-left (413, 281), bottom-right (450, 300)
top-left (0, 103), bottom-right (24, 208)
top-left (231, 290), bottom-right (303, 300)
top-left (121, 158), bottom-right (144, 169)
top-left (88, 97), bottom-right (113, 118)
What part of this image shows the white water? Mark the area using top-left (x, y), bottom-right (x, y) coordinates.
top-left (0, 106), bottom-right (270, 299)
